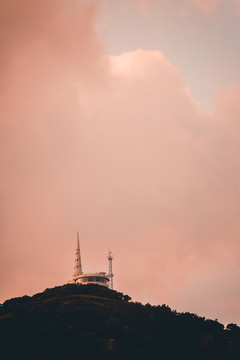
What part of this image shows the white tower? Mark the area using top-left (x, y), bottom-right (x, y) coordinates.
top-left (72, 232), bottom-right (83, 280)
top-left (107, 251), bottom-right (114, 290)
top-left (68, 234), bottom-right (113, 288)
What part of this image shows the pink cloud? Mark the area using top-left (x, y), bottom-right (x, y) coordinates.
top-left (124, 0), bottom-right (222, 16)
top-left (136, 0), bottom-right (156, 17)
top-left (173, 264), bottom-right (240, 324)
top-left (0, 0), bottom-right (105, 297)
top-left (118, 0), bottom-right (238, 17)
top-left (191, 0), bottom-right (222, 14)
top-left (80, 49), bottom-right (240, 312)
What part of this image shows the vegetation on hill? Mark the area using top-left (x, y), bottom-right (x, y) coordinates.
top-left (0, 284), bottom-right (239, 359)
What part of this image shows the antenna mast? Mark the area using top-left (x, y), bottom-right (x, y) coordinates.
top-left (107, 251), bottom-right (114, 290)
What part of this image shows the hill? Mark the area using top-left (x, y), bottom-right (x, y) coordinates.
top-left (0, 284), bottom-right (239, 359)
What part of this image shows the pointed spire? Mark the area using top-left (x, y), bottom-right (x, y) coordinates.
top-left (72, 232), bottom-right (83, 280)
top-left (76, 231), bottom-right (80, 250)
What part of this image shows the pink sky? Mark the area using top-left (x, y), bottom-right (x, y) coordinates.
top-left (1, 0), bottom-right (240, 325)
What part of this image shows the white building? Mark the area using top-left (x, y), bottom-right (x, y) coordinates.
top-left (68, 232), bottom-right (113, 289)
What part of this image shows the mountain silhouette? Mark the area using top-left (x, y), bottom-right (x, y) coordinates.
top-left (0, 284), bottom-right (239, 359)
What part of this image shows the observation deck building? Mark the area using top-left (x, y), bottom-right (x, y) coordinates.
top-left (68, 232), bottom-right (113, 289)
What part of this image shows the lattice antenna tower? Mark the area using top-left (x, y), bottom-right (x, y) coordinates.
top-left (107, 251), bottom-right (114, 290)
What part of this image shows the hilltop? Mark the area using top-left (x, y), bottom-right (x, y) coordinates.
top-left (0, 284), bottom-right (239, 359)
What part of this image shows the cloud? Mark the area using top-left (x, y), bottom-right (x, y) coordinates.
top-left (173, 264), bottom-right (240, 324)
top-left (0, 0), bottom-right (105, 295)
top-left (80, 49), bottom-right (240, 316)
top-left (191, 0), bottom-right (222, 14)
top-left (121, 0), bottom-right (238, 17)
top-left (136, 0), bottom-right (156, 17)
top-left (124, 0), bottom-right (221, 16)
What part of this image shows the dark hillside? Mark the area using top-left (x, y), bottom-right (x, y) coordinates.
top-left (0, 284), bottom-right (239, 360)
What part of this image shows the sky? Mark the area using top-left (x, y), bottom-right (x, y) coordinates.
top-left (0, 0), bottom-right (240, 325)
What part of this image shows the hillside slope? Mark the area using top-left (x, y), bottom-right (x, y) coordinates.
top-left (0, 284), bottom-right (239, 359)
